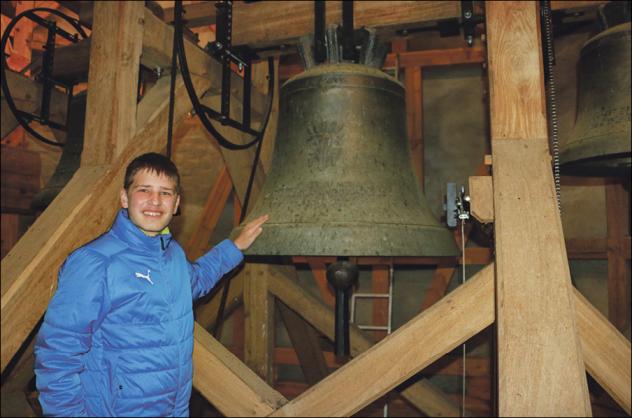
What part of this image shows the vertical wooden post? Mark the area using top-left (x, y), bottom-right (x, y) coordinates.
top-left (244, 263), bottom-right (275, 383)
top-left (605, 179), bottom-right (631, 333)
top-left (405, 67), bottom-right (424, 190)
top-left (486, 2), bottom-right (591, 416)
top-left (371, 265), bottom-right (389, 341)
top-left (82, 1), bottom-right (144, 166)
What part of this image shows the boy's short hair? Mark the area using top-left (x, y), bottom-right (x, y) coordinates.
top-left (124, 153), bottom-right (181, 193)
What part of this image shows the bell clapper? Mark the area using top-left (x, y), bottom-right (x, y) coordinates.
top-left (326, 259), bottom-right (359, 362)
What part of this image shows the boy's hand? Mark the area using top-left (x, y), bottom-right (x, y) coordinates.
top-left (233, 215), bottom-right (269, 251)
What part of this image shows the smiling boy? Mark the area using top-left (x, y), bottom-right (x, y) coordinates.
top-left (34, 153), bottom-right (268, 417)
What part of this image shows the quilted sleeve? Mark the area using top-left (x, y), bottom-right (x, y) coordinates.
top-left (188, 239), bottom-right (243, 301)
top-left (34, 248), bottom-right (111, 417)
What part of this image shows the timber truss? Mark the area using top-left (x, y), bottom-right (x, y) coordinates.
top-left (1, 2), bottom-right (630, 416)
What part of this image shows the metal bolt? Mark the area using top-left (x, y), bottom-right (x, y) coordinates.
top-left (464, 10), bottom-right (472, 19)
top-left (154, 67), bottom-right (162, 77)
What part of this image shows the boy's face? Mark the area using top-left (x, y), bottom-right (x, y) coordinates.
top-left (120, 169), bottom-right (180, 236)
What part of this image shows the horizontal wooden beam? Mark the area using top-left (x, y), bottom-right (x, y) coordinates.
top-left (29, 38), bottom-right (92, 84)
top-left (150, 1), bottom-right (216, 27)
top-left (270, 264), bottom-right (494, 417)
top-left (232, 1), bottom-right (461, 49)
top-left (384, 46), bottom-right (484, 69)
top-left (192, 323), bottom-right (287, 416)
top-left (178, 1), bottom-right (604, 51)
top-left (268, 264), bottom-right (471, 417)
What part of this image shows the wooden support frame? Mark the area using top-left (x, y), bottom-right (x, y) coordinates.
top-left (605, 179), bottom-right (631, 333)
top-left (269, 264), bottom-right (495, 417)
top-left (244, 264), bottom-right (275, 383)
top-left (266, 265), bottom-right (461, 417)
top-left (3, 3), bottom-right (629, 417)
top-left (486, 2), bottom-right (591, 415)
top-left (82, 1), bottom-right (144, 166)
top-left (277, 300), bottom-right (330, 385)
top-left (192, 323), bottom-right (287, 416)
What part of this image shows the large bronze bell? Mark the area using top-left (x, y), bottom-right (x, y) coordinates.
top-left (560, 22), bottom-right (631, 176)
top-left (232, 63), bottom-right (458, 257)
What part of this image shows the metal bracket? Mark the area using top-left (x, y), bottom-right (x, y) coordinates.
top-left (461, 0), bottom-right (476, 47)
top-left (204, 1), bottom-right (259, 132)
top-left (445, 183), bottom-right (470, 227)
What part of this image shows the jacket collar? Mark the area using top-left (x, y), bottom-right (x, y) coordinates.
top-left (111, 209), bottom-right (173, 252)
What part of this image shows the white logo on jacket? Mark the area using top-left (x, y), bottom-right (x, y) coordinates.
top-left (135, 269), bottom-right (154, 285)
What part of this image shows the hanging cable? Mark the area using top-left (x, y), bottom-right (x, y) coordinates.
top-left (461, 218), bottom-right (467, 417)
top-left (166, 5), bottom-right (180, 159)
top-left (173, 0), bottom-right (275, 151)
top-left (169, 0), bottom-right (276, 338)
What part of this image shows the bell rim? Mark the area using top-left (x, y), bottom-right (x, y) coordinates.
top-left (231, 223), bottom-right (460, 257)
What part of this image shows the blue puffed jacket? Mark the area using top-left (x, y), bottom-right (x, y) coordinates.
top-left (34, 209), bottom-right (243, 417)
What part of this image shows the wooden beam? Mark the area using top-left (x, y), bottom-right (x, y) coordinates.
top-left (275, 266), bottom-right (329, 385)
top-left (305, 259), bottom-right (335, 307)
top-left (1, 70), bottom-right (68, 139)
top-left (267, 265), bottom-right (462, 417)
top-left (420, 262), bottom-right (457, 311)
top-left (605, 179), bottom-right (631, 333)
top-left (566, 238), bottom-right (608, 260)
top-left (192, 323), bottom-right (287, 416)
top-left (384, 46), bottom-right (485, 69)
top-left (405, 66), bottom-right (424, 189)
top-left (82, 1), bottom-right (144, 166)
top-left (371, 265), bottom-right (390, 340)
top-left (277, 301), bottom-right (330, 385)
top-left (270, 264), bottom-right (495, 417)
top-left (1, 144), bottom-right (41, 214)
top-left (185, 164), bottom-right (233, 260)
top-left (0, 76), bottom-right (209, 372)
top-left (194, 272), bottom-right (244, 331)
top-left (232, 1), bottom-right (461, 49)
top-left (486, 2), bottom-right (591, 415)
top-left (28, 37), bottom-right (92, 84)
top-left (153, 1), bottom-right (217, 26)
top-left (141, 6), bottom-right (267, 119)
top-left (574, 288), bottom-right (631, 414)
top-left (243, 264), bottom-right (275, 383)
top-left (469, 176), bottom-right (494, 224)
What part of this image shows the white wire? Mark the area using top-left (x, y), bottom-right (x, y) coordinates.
top-left (461, 219), bottom-right (467, 417)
